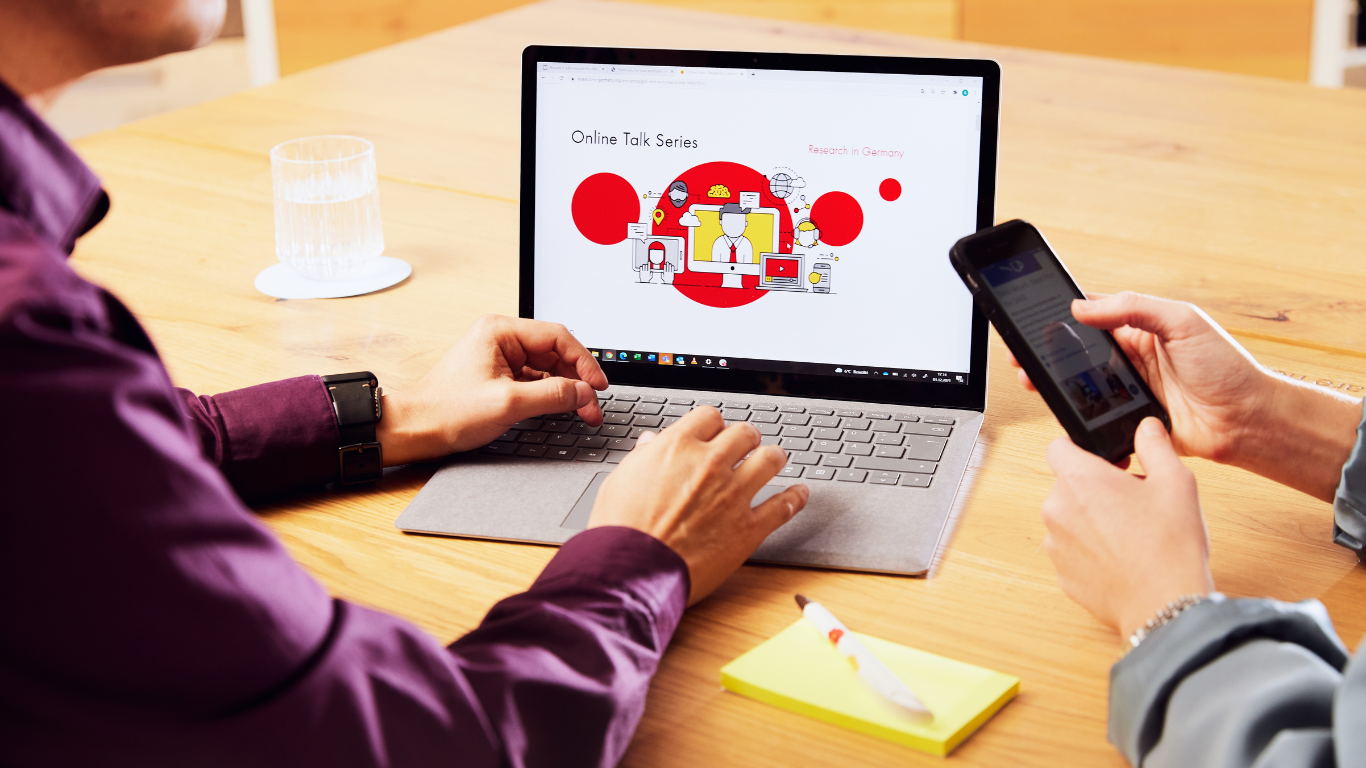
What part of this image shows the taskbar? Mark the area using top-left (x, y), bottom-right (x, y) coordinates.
top-left (589, 349), bottom-right (969, 386)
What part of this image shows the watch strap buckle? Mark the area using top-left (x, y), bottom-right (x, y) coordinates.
top-left (338, 442), bottom-right (383, 485)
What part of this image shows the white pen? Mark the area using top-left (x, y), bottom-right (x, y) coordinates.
top-left (795, 594), bottom-right (932, 716)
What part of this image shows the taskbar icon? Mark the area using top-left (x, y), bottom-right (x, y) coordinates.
top-left (590, 350), bottom-right (732, 370)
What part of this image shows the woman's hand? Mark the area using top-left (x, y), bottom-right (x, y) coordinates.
top-left (1041, 417), bottom-right (1214, 639)
top-left (377, 315), bottom-right (607, 465)
top-left (1012, 292), bottom-right (1270, 462)
top-left (587, 408), bottom-right (809, 605)
top-left (1011, 292), bottom-right (1360, 500)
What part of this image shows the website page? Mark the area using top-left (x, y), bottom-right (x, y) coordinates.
top-left (980, 248), bottom-right (1151, 428)
top-left (533, 63), bottom-right (984, 385)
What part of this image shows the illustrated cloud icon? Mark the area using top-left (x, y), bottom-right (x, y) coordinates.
top-left (679, 211), bottom-right (702, 227)
top-left (707, 184), bottom-right (731, 198)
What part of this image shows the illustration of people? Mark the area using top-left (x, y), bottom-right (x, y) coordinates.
top-left (636, 241), bottom-right (676, 284)
top-left (711, 202), bottom-right (754, 265)
top-left (794, 219), bottom-right (821, 249)
top-left (667, 180), bottom-right (688, 208)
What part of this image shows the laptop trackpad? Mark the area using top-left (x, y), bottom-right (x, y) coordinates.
top-left (561, 472), bottom-right (786, 531)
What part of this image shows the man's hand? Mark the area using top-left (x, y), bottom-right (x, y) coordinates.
top-left (377, 315), bottom-right (607, 465)
top-left (1041, 417), bottom-right (1214, 639)
top-left (587, 408), bottom-right (809, 605)
top-left (1010, 291), bottom-right (1359, 500)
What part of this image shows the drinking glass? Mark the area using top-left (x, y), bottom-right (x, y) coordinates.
top-left (270, 136), bottom-right (384, 281)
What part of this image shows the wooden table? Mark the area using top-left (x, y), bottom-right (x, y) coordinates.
top-left (67, 1), bottom-right (1366, 764)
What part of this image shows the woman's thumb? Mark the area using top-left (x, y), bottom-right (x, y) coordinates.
top-left (1133, 417), bottom-right (1182, 476)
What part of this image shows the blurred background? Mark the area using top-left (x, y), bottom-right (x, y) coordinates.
top-left (42, 0), bottom-right (1366, 139)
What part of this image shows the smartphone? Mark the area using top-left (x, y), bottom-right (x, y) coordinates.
top-left (949, 220), bottom-right (1168, 462)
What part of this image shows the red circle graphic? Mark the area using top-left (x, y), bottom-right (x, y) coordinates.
top-left (879, 178), bottom-right (902, 201)
top-left (571, 172), bottom-right (639, 245)
top-left (810, 191), bottom-right (863, 247)
top-left (649, 161), bottom-right (795, 309)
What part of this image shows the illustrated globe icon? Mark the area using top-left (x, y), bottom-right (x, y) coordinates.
top-left (769, 173), bottom-right (795, 199)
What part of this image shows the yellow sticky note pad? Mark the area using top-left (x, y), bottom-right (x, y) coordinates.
top-left (720, 620), bottom-right (1019, 756)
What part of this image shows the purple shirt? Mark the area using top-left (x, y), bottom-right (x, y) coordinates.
top-left (0, 80), bottom-right (689, 766)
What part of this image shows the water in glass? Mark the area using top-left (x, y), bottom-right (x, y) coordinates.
top-left (271, 136), bottom-right (384, 281)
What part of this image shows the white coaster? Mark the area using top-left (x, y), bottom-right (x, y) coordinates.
top-left (254, 256), bottom-right (412, 299)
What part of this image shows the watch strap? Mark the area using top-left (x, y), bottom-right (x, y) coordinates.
top-left (321, 372), bottom-right (383, 484)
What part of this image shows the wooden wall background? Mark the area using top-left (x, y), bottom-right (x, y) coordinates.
top-left (272, 0), bottom-right (1317, 81)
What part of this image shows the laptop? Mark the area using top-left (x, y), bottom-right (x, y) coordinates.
top-left (396, 46), bottom-right (1001, 575)
top-left (758, 252), bottom-right (805, 291)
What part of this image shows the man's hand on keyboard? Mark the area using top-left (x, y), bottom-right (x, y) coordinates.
top-left (587, 407), bottom-right (809, 605)
top-left (376, 314), bottom-right (608, 464)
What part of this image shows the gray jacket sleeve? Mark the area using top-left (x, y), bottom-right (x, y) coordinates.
top-left (1333, 399), bottom-right (1366, 559)
top-left (1107, 595), bottom-right (1366, 768)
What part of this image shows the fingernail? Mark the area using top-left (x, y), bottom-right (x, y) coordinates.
top-left (797, 484), bottom-right (810, 502)
top-left (1139, 417), bottom-right (1164, 437)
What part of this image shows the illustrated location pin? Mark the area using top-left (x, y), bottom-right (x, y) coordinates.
top-left (653, 208), bottom-right (665, 224)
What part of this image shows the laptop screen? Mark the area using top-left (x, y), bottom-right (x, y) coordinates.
top-left (522, 48), bottom-right (998, 409)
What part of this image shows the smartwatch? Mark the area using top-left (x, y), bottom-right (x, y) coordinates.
top-left (321, 371), bottom-right (383, 485)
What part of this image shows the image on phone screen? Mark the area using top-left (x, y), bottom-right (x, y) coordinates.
top-left (978, 249), bottom-right (1152, 430)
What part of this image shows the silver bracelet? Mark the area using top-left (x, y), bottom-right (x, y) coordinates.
top-left (1127, 594), bottom-right (1207, 650)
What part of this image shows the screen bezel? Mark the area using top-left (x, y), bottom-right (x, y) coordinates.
top-left (949, 220), bottom-right (1169, 460)
top-left (520, 45), bottom-right (1000, 411)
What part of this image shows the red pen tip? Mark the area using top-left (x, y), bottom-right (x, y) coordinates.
top-left (794, 594), bottom-right (810, 610)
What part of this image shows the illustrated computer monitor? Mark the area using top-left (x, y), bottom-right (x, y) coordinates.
top-left (631, 236), bottom-right (683, 271)
top-left (685, 204), bottom-right (781, 288)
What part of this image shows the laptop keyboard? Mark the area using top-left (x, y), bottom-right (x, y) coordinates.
top-left (477, 393), bottom-right (954, 488)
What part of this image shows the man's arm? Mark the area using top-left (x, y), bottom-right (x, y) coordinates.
top-left (2, 246), bottom-right (807, 765)
top-left (175, 377), bottom-right (341, 500)
top-left (0, 261), bottom-right (683, 767)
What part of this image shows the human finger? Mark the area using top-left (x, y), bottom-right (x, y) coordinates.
top-left (670, 405), bottom-right (727, 442)
top-left (636, 430), bottom-right (657, 446)
top-left (1007, 350), bottom-right (1021, 369)
top-left (574, 382), bottom-right (604, 425)
top-left (1132, 417), bottom-right (1186, 477)
top-left (514, 366), bottom-right (550, 382)
top-left (733, 444), bottom-right (788, 493)
top-left (1070, 292), bottom-right (1197, 340)
top-left (494, 317), bottom-right (609, 391)
top-left (503, 376), bottom-right (594, 422)
top-left (748, 485), bottom-right (808, 540)
top-left (709, 422), bottom-right (763, 467)
top-left (1017, 368), bottom-right (1037, 392)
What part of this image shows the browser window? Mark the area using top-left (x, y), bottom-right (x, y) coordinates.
top-left (533, 63), bottom-right (984, 383)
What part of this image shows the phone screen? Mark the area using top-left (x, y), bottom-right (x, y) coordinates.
top-left (979, 248), bottom-right (1152, 430)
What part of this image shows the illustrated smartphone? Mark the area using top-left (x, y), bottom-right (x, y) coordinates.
top-left (949, 220), bottom-right (1168, 462)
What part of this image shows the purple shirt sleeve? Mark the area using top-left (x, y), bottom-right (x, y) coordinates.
top-left (175, 377), bottom-right (341, 500)
top-left (0, 217), bottom-right (690, 767)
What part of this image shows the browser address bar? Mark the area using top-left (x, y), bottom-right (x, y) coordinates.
top-left (565, 76), bottom-right (708, 87)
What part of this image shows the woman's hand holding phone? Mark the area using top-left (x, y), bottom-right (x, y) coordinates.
top-left (1010, 291), bottom-right (1360, 501)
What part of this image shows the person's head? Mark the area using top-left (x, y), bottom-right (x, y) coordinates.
top-left (718, 202), bottom-right (749, 238)
top-left (794, 219), bottom-right (820, 246)
top-left (648, 242), bottom-right (665, 265)
top-left (0, 0), bottom-right (226, 99)
top-left (667, 181), bottom-right (688, 207)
